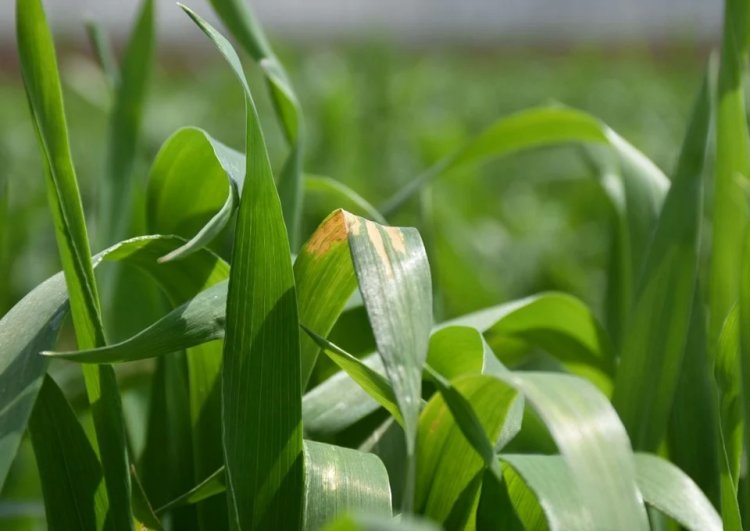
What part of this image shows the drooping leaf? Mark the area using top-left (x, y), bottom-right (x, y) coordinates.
top-left (181, 7), bottom-right (303, 528)
top-left (445, 293), bottom-right (614, 393)
top-left (612, 72), bottom-right (710, 451)
top-left (344, 213), bottom-right (433, 511)
top-left (146, 127), bottom-right (244, 262)
top-left (634, 453), bottom-right (722, 531)
top-left (0, 235), bottom-right (226, 492)
top-left (16, 0), bottom-right (130, 525)
top-left (426, 326), bottom-right (484, 380)
top-left (500, 454), bottom-right (593, 530)
top-left (303, 326), bottom-right (404, 427)
top-left (381, 106), bottom-right (667, 350)
top-left (494, 371), bottom-right (649, 530)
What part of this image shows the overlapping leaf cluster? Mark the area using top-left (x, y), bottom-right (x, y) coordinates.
top-left (1, 0), bottom-right (749, 530)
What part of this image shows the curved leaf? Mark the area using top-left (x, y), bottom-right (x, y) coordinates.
top-left (0, 235), bottom-right (226, 492)
top-left (500, 454), bottom-right (593, 531)
top-left (146, 126), bottom-right (244, 262)
top-left (634, 453), bottom-right (721, 531)
top-left (496, 371), bottom-right (648, 530)
top-left (415, 373), bottom-right (521, 528)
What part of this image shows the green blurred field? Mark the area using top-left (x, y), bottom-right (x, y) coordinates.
top-left (0, 44), bottom-right (703, 319)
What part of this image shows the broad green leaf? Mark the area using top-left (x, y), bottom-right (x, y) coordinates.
top-left (634, 453), bottom-right (721, 531)
top-left (154, 440), bottom-right (392, 530)
top-left (303, 354), bottom-right (386, 438)
top-left (303, 440), bottom-right (392, 530)
top-left (146, 127), bottom-right (244, 262)
top-left (16, 0), bottom-right (130, 526)
top-left (426, 326), bottom-right (484, 380)
top-left (0, 235), bottom-right (226, 492)
top-left (668, 296), bottom-right (720, 507)
top-left (208, 0), bottom-right (304, 247)
top-left (709, 0), bottom-right (750, 347)
top-left (322, 513), bottom-right (440, 531)
top-left (415, 374), bottom-right (521, 528)
top-left (500, 454), bottom-right (593, 530)
top-left (46, 281), bottom-right (227, 363)
top-left (303, 326), bottom-right (404, 426)
top-left (28, 376), bottom-right (109, 531)
top-left (296, 210), bottom-right (359, 388)
top-left (495, 372), bottom-right (648, 530)
top-left (445, 293), bottom-right (613, 393)
top-left (100, 0), bottom-right (155, 246)
top-left (181, 7), bottom-right (303, 528)
top-left (612, 73), bottom-right (710, 451)
top-left (381, 106), bottom-right (667, 350)
top-left (741, 226), bottom-right (750, 517)
top-left (345, 213), bottom-right (433, 510)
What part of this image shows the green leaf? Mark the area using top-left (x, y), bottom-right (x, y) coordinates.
top-left (321, 513), bottom-right (440, 531)
top-left (0, 235), bottom-right (226, 492)
top-left (100, 0), bottom-right (155, 246)
top-left (612, 72), bottom-right (710, 451)
top-left (709, 0), bottom-right (750, 346)
top-left (303, 440), bottom-right (392, 530)
top-left (302, 326), bottom-right (404, 427)
top-left (146, 127), bottom-right (244, 262)
top-left (426, 326), bottom-right (484, 380)
top-left (155, 439), bottom-right (393, 530)
top-left (415, 374), bottom-right (521, 528)
top-left (304, 176), bottom-right (387, 225)
top-left (16, 0), bottom-right (131, 526)
top-left (495, 372), bottom-right (649, 530)
top-left (634, 453), bottom-right (721, 531)
top-left (28, 376), bottom-right (109, 531)
top-left (180, 6), bottom-right (303, 528)
top-left (445, 293), bottom-right (614, 393)
top-left (382, 106), bottom-right (667, 350)
top-left (344, 213), bottom-right (433, 511)
top-left (500, 454), bottom-right (593, 530)
top-left (208, 0), bottom-right (304, 247)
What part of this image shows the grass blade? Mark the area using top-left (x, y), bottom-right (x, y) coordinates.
top-left (208, 0), bottom-right (304, 247)
top-left (302, 325), bottom-right (404, 426)
top-left (28, 376), bottom-right (109, 531)
top-left (634, 453), bottom-right (721, 531)
top-left (500, 454), bottom-right (594, 530)
top-left (100, 0), bottom-right (155, 246)
top-left (496, 371), bottom-right (649, 530)
top-left (147, 127), bottom-right (244, 262)
top-left (415, 374), bottom-right (521, 527)
top-left (180, 6), bottom-right (303, 528)
top-left (16, 0), bottom-right (131, 526)
top-left (0, 235), bottom-right (225, 493)
top-left (303, 441), bottom-right (392, 530)
top-left (612, 73), bottom-right (710, 451)
top-left (344, 214), bottom-right (433, 511)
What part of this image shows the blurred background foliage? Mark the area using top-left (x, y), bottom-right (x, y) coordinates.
top-left (0, 42), bottom-right (704, 322)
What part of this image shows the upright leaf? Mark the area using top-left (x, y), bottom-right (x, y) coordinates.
top-left (613, 74), bottom-right (710, 451)
top-left (181, 7), bottom-right (303, 528)
top-left (16, 0), bottom-right (131, 527)
top-left (29, 376), bottom-right (109, 531)
top-left (208, 0), bottom-right (304, 247)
